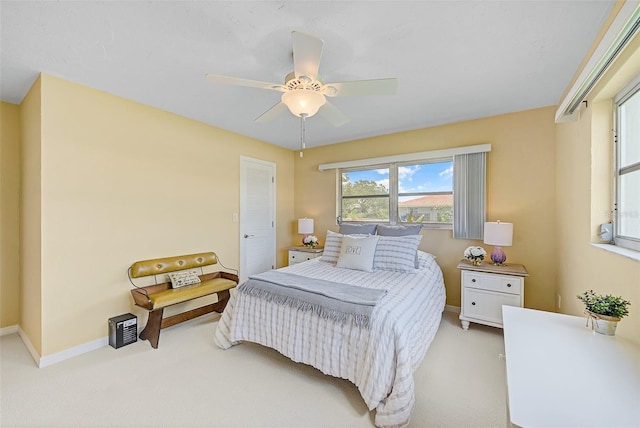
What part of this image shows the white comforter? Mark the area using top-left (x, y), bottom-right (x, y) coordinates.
top-left (214, 251), bottom-right (446, 428)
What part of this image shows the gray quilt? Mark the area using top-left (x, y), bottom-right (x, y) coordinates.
top-left (237, 270), bottom-right (387, 328)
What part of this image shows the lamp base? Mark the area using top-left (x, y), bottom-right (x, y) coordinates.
top-left (490, 247), bottom-right (507, 265)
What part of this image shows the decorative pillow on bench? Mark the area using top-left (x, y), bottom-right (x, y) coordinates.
top-left (168, 270), bottom-right (201, 288)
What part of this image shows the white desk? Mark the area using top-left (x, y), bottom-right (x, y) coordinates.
top-left (503, 306), bottom-right (640, 428)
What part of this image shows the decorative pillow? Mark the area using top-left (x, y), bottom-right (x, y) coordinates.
top-left (376, 224), bottom-right (422, 236)
top-left (320, 230), bottom-right (343, 264)
top-left (338, 223), bottom-right (378, 235)
top-left (168, 270), bottom-right (201, 288)
top-left (337, 235), bottom-right (380, 272)
top-left (373, 235), bottom-right (423, 272)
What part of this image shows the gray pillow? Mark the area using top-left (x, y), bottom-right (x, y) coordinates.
top-left (338, 223), bottom-right (378, 235)
top-left (376, 224), bottom-right (422, 236)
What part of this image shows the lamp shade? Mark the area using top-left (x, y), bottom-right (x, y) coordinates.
top-left (282, 89), bottom-right (326, 117)
top-left (298, 218), bottom-right (314, 234)
top-left (484, 221), bottom-right (513, 246)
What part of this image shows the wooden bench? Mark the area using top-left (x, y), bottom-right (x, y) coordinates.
top-left (128, 252), bottom-right (238, 348)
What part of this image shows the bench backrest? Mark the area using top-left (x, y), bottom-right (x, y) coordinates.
top-left (129, 252), bottom-right (218, 278)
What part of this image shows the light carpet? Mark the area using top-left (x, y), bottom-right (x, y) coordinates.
top-left (0, 310), bottom-right (507, 428)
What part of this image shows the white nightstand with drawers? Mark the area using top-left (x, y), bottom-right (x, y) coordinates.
top-left (457, 259), bottom-right (528, 330)
top-left (288, 246), bottom-right (324, 266)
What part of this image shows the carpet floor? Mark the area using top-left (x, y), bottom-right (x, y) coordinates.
top-left (1, 310), bottom-right (507, 428)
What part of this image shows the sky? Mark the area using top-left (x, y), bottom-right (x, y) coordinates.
top-left (344, 160), bottom-right (453, 194)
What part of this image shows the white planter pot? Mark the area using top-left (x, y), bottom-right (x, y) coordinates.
top-left (585, 311), bottom-right (620, 336)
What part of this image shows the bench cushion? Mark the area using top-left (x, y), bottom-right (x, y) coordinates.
top-left (149, 277), bottom-right (236, 309)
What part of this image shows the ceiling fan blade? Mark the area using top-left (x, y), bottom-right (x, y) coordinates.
top-left (255, 102), bottom-right (290, 123)
top-left (292, 31), bottom-right (324, 80)
top-left (323, 78), bottom-right (398, 97)
top-left (205, 73), bottom-right (286, 92)
top-left (317, 101), bottom-right (350, 127)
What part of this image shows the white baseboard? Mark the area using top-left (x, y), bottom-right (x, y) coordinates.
top-left (0, 324), bottom-right (19, 336)
top-left (17, 326), bottom-right (109, 368)
top-left (39, 336), bottom-right (109, 368)
top-left (444, 304), bottom-right (461, 314)
top-left (17, 326), bottom-right (41, 366)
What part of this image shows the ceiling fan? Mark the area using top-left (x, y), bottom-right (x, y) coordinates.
top-left (205, 31), bottom-right (398, 128)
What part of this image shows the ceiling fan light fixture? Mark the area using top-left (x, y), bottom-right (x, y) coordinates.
top-left (281, 89), bottom-right (326, 118)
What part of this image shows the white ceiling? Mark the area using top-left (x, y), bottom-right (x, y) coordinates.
top-left (1, 1), bottom-right (615, 150)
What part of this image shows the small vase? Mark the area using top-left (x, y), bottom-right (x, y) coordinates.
top-left (470, 259), bottom-right (482, 266)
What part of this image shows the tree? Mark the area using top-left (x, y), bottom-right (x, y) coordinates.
top-left (342, 176), bottom-right (389, 220)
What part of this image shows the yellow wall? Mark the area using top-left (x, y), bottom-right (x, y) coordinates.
top-left (17, 74), bottom-right (294, 356)
top-left (19, 76), bottom-right (43, 353)
top-left (0, 102), bottom-right (21, 327)
top-left (294, 107), bottom-right (558, 311)
top-left (555, 31), bottom-right (640, 343)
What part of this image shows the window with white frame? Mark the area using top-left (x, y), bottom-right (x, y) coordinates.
top-left (340, 160), bottom-right (453, 227)
top-left (321, 144), bottom-right (489, 238)
top-left (614, 77), bottom-right (640, 252)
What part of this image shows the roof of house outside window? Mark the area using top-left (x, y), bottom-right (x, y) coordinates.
top-left (399, 195), bottom-right (453, 207)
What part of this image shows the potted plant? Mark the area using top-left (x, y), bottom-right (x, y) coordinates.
top-left (576, 290), bottom-right (631, 335)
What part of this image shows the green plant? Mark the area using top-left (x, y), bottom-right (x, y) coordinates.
top-left (576, 290), bottom-right (631, 319)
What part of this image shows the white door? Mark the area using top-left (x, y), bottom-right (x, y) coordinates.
top-left (240, 156), bottom-right (276, 283)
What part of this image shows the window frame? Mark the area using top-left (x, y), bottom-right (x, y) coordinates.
top-left (339, 157), bottom-right (454, 229)
top-left (613, 75), bottom-right (640, 252)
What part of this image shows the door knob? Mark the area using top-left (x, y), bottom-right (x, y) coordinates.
top-left (244, 234), bottom-right (255, 238)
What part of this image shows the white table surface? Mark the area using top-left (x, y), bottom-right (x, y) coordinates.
top-left (503, 306), bottom-right (640, 428)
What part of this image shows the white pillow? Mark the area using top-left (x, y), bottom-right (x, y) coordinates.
top-left (168, 270), bottom-right (201, 288)
top-left (320, 230), bottom-right (343, 264)
top-left (336, 235), bottom-right (380, 272)
top-left (373, 235), bottom-right (422, 272)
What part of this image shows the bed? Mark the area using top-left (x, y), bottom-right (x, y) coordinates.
top-left (214, 232), bottom-right (446, 428)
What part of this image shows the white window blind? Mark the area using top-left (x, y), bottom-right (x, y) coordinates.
top-left (453, 152), bottom-right (486, 239)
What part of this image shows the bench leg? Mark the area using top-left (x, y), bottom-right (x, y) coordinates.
top-left (211, 289), bottom-right (231, 313)
top-left (140, 308), bottom-right (163, 349)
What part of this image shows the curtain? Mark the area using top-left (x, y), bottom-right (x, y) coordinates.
top-left (453, 152), bottom-right (486, 239)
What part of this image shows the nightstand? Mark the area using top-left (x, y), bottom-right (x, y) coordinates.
top-left (457, 259), bottom-right (528, 330)
top-left (288, 246), bottom-right (324, 266)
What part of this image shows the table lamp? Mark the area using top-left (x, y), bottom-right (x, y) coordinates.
top-left (298, 218), bottom-right (314, 244)
top-left (484, 221), bottom-right (513, 265)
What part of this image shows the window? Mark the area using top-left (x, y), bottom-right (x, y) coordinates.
top-left (614, 77), bottom-right (640, 251)
top-left (321, 144), bottom-right (489, 237)
top-left (340, 159), bottom-right (453, 227)
top-left (341, 166), bottom-right (390, 222)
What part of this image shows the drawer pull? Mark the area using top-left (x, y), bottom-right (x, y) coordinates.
top-left (507, 283), bottom-right (512, 287)
top-left (471, 279), bottom-right (476, 283)
top-left (471, 302), bottom-right (476, 306)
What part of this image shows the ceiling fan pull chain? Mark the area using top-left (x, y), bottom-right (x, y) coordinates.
top-left (299, 113), bottom-right (307, 157)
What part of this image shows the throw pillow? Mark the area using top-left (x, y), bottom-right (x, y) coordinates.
top-left (338, 223), bottom-right (378, 235)
top-left (336, 235), bottom-right (380, 272)
top-left (168, 270), bottom-right (201, 288)
top-left (376, 224), bottom-right (422, 236)
top-left (320, 230), bottom-right (343, 264)
top-left (373, 235), bottom-right (423, 272)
